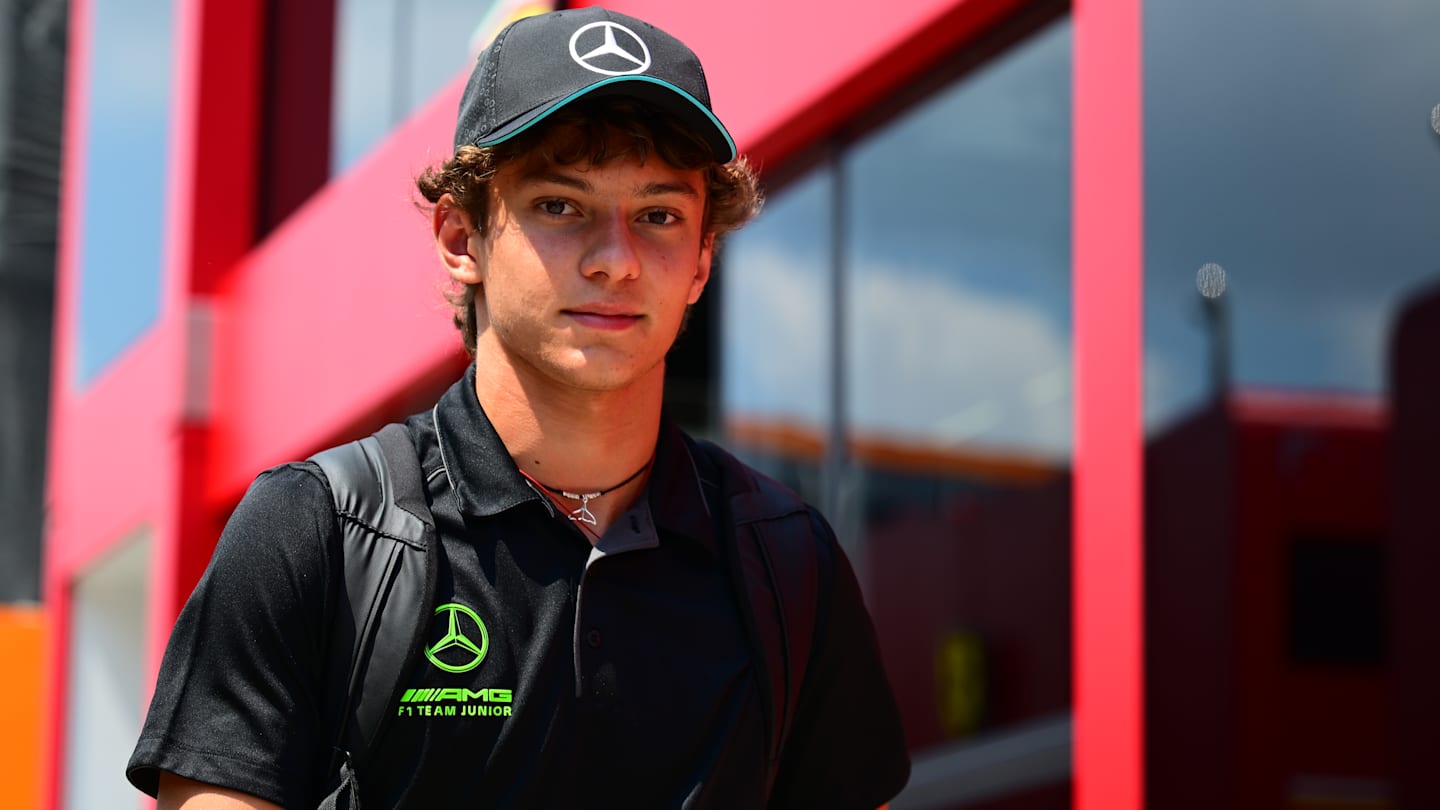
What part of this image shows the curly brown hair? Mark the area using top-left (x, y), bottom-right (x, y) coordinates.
top-left (415, 97), bottom-right (763, 355)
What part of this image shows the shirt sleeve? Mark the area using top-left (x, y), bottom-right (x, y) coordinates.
top-left (768, 508), bottom-right (911, 809)
top-left (126, 463), bottom-right (341, 808)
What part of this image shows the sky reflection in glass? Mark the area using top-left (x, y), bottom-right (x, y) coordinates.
top-left (722, 19), bottom-right (1073, 464)
top-left (1145, 0), bottom-right (1440, 430)
top-left (75, 0), bottom-right (175, 386)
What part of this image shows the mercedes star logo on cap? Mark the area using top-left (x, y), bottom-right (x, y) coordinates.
top-left (569, 21), bottom-right (651, 76)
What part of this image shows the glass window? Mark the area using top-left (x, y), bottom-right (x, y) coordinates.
top-left (844, 22), bottom-right (1072, 465)
top-left (842, 16), bottom-right (1072, 750)
top-left (1144, 1), bottom-right (1440, 806)
top-left (331, 0), bottom-right (550, 175)
top-left (331, 0), bottom-right (400, 174)
top-left (405, 0), bottom-right (493, 115)
top-left (1145, 2), bottom-right (1440, 426)
top-left (75, 0), bottom-right (176, 385)
top-left (721, 169), bottom-right (834, 508)
top-left (723, 17), bottom-right (1073, 800)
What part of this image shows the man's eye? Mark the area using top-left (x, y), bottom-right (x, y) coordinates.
top-left (642, 210), bottom-right (679, 226)
top-left (540, 200), bottom-right (573, 216)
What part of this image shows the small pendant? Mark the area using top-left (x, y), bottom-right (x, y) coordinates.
top-left (564, 491), bottom-right (600, 526)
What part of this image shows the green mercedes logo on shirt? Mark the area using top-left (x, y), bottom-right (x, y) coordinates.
top-left (425, 602), bottom-right (490, 673)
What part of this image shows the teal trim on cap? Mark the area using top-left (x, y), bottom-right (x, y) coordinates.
top-left (476, 76), bottom-right (737, 162)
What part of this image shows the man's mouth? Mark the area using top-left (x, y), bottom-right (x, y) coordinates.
top-left (564, 306), bottom-right (643, 331)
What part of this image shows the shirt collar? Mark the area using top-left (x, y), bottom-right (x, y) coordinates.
top-left (431, 365), bottom-right (542, 517)
top-left (648, 417), bottom-right (718, 557)
top-left (431, 365), bottom-right (719, 557)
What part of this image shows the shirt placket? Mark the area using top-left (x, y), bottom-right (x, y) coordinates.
top-left (572, 503), bottom-right (660, 707)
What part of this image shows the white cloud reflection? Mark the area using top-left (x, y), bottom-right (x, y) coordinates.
top-left (723, 247), bottom-right (1072, 463)
top-left (848, 257), bottom-right (1070, 459)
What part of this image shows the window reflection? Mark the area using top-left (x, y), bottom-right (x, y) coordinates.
top-left (1144, 0), bottom-right (1440, 424)
top-left (844, 20), bottom-right (1072, 461)
top-left (843, 17), bottom-right (1072, 757)
top-left (331, 0), bottom-right (505, 175)
top-left (76, 0), bottom-right (175, 385)
top-left (721, 170), bottom-right (834, 509)
top-left (331, 0), bottom-right (398, 175)
top-left (722, 16), bottom-right (1074, 805)
top-left (1144, 0), bottom-right (1440, 806)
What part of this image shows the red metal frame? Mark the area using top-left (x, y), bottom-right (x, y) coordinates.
top-left (1072, 0), bottom-right (1144, 809)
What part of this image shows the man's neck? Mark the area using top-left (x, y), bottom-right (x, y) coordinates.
top-left (471, 352), bottom-right (663, 536)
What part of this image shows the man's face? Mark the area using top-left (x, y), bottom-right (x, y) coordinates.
top-left (468, 144), bottom-right (714, 394)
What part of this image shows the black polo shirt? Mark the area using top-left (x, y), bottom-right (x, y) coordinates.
top-left (128, 366), bottom-right (909, 808)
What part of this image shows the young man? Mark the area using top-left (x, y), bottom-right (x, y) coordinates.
top-left (128, 7), bottom-right (909, 808)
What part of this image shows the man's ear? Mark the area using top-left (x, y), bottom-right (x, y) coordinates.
top-left (687, 234), bottom-right (715, 305)
top-left (434, 193), bottom-right (483, 285)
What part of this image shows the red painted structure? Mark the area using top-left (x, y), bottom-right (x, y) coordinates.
top-left (1071, 0), bottom-right (1143, 808)
top-left (42, 1), bottom-right (1144, 808)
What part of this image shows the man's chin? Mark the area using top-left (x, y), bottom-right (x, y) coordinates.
top-left (549, 353), bottom-right (667, 395)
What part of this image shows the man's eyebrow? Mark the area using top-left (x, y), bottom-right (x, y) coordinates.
top-left (635, 180), bottom-right (700, 199)
top-left (521, 171), bottom-right (593, 192)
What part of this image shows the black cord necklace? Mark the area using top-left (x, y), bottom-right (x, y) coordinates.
top-left (520, 457), bottom-right (653, 526)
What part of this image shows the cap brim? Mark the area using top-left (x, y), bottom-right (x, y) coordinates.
top-left (474, 76), bottom-right (737, 163)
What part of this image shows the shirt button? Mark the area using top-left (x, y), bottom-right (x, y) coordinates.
top-left (586, 628), bottom-right (603, 649)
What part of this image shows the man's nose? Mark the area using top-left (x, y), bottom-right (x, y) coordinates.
top-left (581, 213), bottom-right (642, 281)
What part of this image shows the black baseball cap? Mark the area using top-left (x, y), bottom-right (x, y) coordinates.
top-left (453, 7), bottom-right (737, 163)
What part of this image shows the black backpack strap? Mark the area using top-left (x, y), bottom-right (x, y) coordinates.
top-left (738, 493), bottom-right (820, 790)
top-left (689, 437), bottom-right (821, 797)
top-left (311, 423), bottom-right (438, 791)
